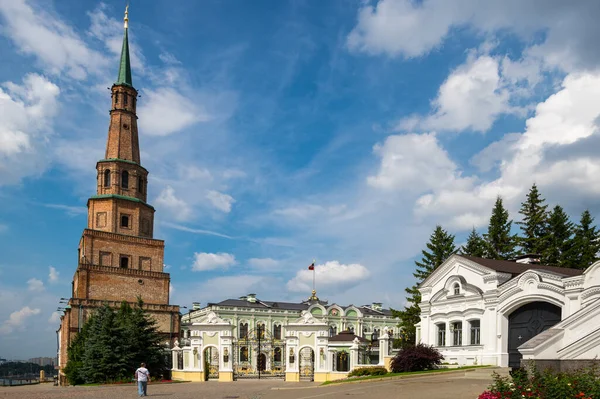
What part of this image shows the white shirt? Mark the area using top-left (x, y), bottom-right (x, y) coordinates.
top-left (135, 367), bottom-right (150, 382)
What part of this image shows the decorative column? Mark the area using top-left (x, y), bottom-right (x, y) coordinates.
top-left (350, 337), bottom-right (360, 371)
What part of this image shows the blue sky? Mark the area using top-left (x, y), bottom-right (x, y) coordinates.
top-left (3, 0), bottom-right (600, 359)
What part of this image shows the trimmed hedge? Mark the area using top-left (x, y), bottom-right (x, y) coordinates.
top-left (348, 366), bottom-right (388, 377)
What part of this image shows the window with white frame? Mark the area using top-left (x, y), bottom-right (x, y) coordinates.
top-left (453, 283), bottom-right (460, 295)
top-left (470, 320), bottom-right (481, 345)
top-left (451, 322), bottom-right (462, 346)
top-left (437, 323), bottom-right (446, 346)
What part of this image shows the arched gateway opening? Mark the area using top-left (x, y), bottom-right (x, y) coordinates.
top-left (508, 301), bottom-right (561, 368)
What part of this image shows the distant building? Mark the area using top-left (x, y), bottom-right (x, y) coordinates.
top-left (0, 358), bottom-right (7, 365)
top-left (28, 357), bottom-right (55, 367)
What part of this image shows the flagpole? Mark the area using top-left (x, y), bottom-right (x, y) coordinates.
top-left (312, 258), bottom-right (316, 293)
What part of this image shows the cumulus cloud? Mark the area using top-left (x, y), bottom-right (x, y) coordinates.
top-left (367, 133), bottom-right (471, 193)
top-left (154, 186), bottom-right (192, 221)
top-left (0, 73), bottom-right (60, 185)
top-left (286, 261), bottom-right (371, 293)
top-left (192, 252), bottom-right (237, 271)
top-left (399, 55), bottom-right (516, 133)
top-left (414, 72), bottom-right (600, 228)
top-left (48, 311), bottom-right (61, 324)
top-left (0, 0), bottom-right (108, 80)
top-left (48, 266), bottom-right (59, 283)
top-left (206, 190), bottom-right (235, 213)
top-left (138, 87), bottom-right (210, 136)
top-left (346, 0), bottom-right (600, 73)
top-left (0, 306), bottom-right (41, 334)
top-left (27, 278), bottom-right (44, 292)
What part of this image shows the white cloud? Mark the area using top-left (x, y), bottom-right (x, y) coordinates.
top-left (401, 55), bottom-right (515, 133)
top-left (43, 203), bottom-right (87, 217)
top-left (48, 311), bottom-right (61, 324)
top-left (414, 72), bottom-right (600, 228)
top-left (154, 186), bottom-right (192, 221)
top-left (286, 261), bottom-right (371, 293)
top-left (0, 306), bottom-right (41, 334)
top-left (206, 190), bottom-right (235, 213)
top-left (138, 87), bottom-right (210, 136)
top-left (0, 0), bottom-right (108, 80)
top-left (367, 133), bottom-right (470, 192)
top-left (0, 74), bottom-right (60, 185)
top-left (48, 266), bottom-right (59, 283)
top-left (192, 252), bottom-right (237, 271)
top-left (27, 278), bottom-right (44, 292)
top-left (248, 258), bottom-right (280, 270)
top-left (273, 203), bottom-right (347, 220)
top-left (346, 0), bottom-right (600, 73)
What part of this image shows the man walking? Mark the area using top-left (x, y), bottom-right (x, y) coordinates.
top-left (135, 362), bottom-right (150, 397)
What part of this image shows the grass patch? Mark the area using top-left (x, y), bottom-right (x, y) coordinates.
top-left (321, 365), bottom-right (490, 386)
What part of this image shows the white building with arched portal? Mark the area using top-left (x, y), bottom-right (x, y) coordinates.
top-left (416, 254), bottom-right (600, 369)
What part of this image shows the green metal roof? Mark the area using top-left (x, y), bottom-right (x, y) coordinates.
top-left (115, 27), bottom-right (132, 87)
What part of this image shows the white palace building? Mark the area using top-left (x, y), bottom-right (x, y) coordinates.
top-left (417, 254), bottom-right (600, 370)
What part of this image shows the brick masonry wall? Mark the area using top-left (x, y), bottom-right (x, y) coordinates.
top-left (78, 267), bottom-right (170, 303)
top-left (87, 198), bottom-right (154, 238)
top-left (80, 229), bottom-right (164, 271)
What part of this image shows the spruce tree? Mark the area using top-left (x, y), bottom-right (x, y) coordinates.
top-left (542, 205), bottom-right (573, 266)
top-left (394, 226), bottom-right (456, 346)
top-left (484, 196), bottom-right (517, 260)
top-left (565, 210), bottom-right (600, 269)
top-left (461, 228), bottom-right (487, 257)
top-left (517, 184), bottom-right (548, 255)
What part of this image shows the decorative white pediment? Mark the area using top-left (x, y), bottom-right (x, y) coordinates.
top-left (293, 310), bottom-right (323, 325)
top-left (197, 311), bottom-right (230, 325)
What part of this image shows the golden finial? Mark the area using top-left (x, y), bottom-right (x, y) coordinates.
top-left (124, 4), bottom-right (129, 29)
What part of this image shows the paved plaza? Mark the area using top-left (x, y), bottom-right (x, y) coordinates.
top-left (0, 368), bottom-right (498, 399)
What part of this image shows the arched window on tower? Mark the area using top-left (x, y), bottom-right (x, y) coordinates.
top-left (124, 93), bottom-right (128, 106)
top-left (104, 169), bottom-right (111, 187)
top-left (114, 92), bottom-right (119, 105)
top-left (138, 176), bottom-right (144, 194)
top-left (121, 171), bottom-right (129, 189)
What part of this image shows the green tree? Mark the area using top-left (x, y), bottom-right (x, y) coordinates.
top-left (460, 228), bottom-right (487, 257)
top-left (484, 196), bottom-right (517, 260)
top-left (564, 210), bottom-right (600, 269)
top-left (517, 184), bottom-right (549, 255)
top-left (542, 205), bottom-right (573, 266)
top-left (64, 300), bottom-right (167, 385)
top-left (394, 226), bottom-right (456, 346)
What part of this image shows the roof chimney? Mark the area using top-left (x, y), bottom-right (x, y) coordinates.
top-left (372, 302), bottom-right (382, 311)
top-left (514, 254), bottom-right (541, 264)
top-left (192, 302), bottom-right (201, 310)
top-left (247, 293), bottom-right (257, 303)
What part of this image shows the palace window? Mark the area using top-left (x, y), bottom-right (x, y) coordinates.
top-left (273, 324), bottom-right (281, 340)
top-left (372, 328), bottom-right (380, 341)
top-left (453, 283), bottom-right (460, 295)
top-left (452, 322), bottom-right (462, 346)
top-left (239, 322), bottom-right (248, 339)
top-left (121, 170), bottom-right (129, 189)
top-left (470, 320), bottom-right (481, 345)
top-left (120, 215), bottom-right (130, 228)
top-left (437, 323), bottom-right (446, 346)
top-left (329, 325), bottom-right (337, 337)
top-left (120, 256), bottom-right (129, 269)
top-left (104, 169), bottom-right (111, 187)
top-left (240, 346), bottom-right (248, 362)
top-left (347, 324), bottom-right (354, 333)
top-left (274, 347), bottom-right (282, 363)
top-left (257, 322), bottom-right (266, 339)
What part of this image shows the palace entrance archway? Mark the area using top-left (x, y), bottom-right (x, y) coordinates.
top-left (508, 301), bottom-right (561, 368)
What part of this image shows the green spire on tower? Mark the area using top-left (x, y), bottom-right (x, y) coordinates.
top-left (115, 5), bottom-right (132, 87)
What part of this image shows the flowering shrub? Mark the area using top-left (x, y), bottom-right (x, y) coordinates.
top-left (478, 367), bottom-right (600, 399)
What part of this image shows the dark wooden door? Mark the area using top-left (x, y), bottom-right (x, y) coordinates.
top-left (508, 302), bottom-right (561, 368)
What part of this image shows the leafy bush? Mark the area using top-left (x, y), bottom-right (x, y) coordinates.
top-left (479, 366), bottom-right (600, 399)
top-left (390, 343), bottom-right (443, 373)
top-left (348, 366), bottom-right (388, 377)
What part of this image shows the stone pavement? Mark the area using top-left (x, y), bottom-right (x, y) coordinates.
top-left (0, 368), bottom-right (502, 399)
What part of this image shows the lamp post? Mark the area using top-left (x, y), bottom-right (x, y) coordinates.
top-left (257, 323), bottom-right (262, 380)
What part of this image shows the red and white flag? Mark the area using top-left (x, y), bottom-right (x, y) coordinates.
top-left (308, 261), bottom-right (315, 270)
